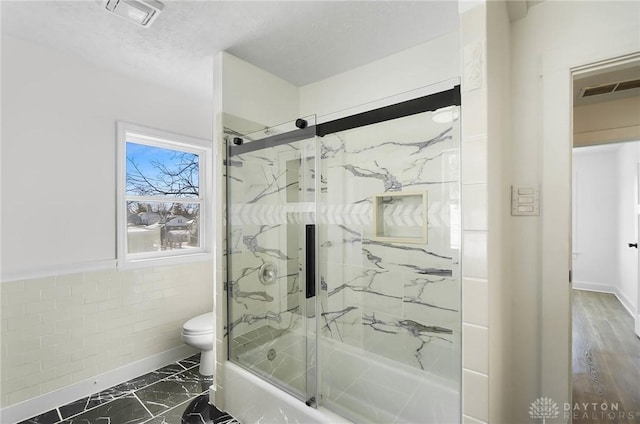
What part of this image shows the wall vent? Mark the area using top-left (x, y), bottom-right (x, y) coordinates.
top-left (615, 79), bottom-right (640, 92)
top-left (581, 78), bottom-right (640, 98)
top-left (582, 83), bottom-right (617, 97)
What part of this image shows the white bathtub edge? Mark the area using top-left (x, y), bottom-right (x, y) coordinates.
top-left (223, 362), bottom-right (352, 424)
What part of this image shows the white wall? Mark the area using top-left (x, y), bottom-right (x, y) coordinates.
top-left (1, 35), bottom-right (213, 278)
top-left (220, 52), bottom-right (299, 128)
top-left (459, 6), bottom-right (491, 423)
top-left (457, 3), bottom-right (514, 422)
top-left (485, 2), bottom-right (511, 423)
top-left (573, 140), bottom-right (639, 315)
top-left (300, 31), bottom-right (459, 118)
top-left (510, 1), bottom-right (640, 420)
top-left (572, 145), bottom-right (620, 292)
top-left (0, 35), bottom-right (214, 419)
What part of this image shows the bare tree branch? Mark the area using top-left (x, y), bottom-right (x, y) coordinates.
top-left (126, 151), bottom-right (199, 197)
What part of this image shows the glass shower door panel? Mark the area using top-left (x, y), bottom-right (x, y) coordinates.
top-left (227, 117), bottom-right (317, 405)
top-left (318, 107), bottom-right (461, 423)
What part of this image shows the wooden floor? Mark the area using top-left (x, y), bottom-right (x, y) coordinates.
top-left (572, 290), bottom-right (640, 424)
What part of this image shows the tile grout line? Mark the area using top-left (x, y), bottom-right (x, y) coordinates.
top-left (140, 391), bottom-right (205, 423)
top-left (55, 391), bottom-right (133, 423)
top-left (132, 391), bottom-right (155, 421)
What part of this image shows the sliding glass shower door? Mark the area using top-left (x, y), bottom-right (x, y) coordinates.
top-left (226, 116), bottom-right (318, 405)
top-left (316, 105), bottom-right (461, 423)
top-left (225, 85), bottom-right (461, 423)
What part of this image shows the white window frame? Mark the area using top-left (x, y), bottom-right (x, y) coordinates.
top-left (116, 122), bottom-right (212, 268)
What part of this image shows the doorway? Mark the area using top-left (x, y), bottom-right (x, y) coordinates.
top-left (570, 62), bottom-right (640, 421)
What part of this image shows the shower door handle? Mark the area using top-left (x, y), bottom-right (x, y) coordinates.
top-left (629, 243), bottom-right (638, 248)
top-left (305, 224), bottom-right (316, 299)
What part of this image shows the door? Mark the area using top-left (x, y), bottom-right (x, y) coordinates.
top-left (226, 116), bottom-right (318, 405)
top-left (637, 157), bottom-right (640, 338)
top-left (636, 211), bottom-right (640, 337)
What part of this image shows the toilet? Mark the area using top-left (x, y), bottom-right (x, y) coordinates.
top-left (182, 312), bottom-right (214, 376)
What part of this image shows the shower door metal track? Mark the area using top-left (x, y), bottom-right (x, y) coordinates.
top-left (228, 85), bottom-right (460, 157)
top-left (229, 124), bottom-right (317, 155)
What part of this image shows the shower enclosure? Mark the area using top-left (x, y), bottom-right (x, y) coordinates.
top-left (226, 86), bottom-right (461, 423)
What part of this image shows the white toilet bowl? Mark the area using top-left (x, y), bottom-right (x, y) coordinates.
top-left (182, 312), bottom-right (214, 376)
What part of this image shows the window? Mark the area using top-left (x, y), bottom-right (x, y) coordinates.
top-left (117, 122), bottom-right (211, 267)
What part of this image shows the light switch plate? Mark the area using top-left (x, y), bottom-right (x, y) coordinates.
top-left (511, 185), bottom-right (539, 216)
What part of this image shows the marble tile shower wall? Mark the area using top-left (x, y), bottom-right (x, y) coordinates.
top-left (318, 112), bottom-right (461, 382)
top-left (227, 141), bottom-right (314, 339)
top-left (0, 261), bottom-right (213, 408)
top-left (225, 111), bottom-right (461, 386)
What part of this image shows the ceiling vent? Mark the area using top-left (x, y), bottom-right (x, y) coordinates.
top-left (581, 78), bottom-right (640, 98)
top-left (105, 0), bottom-right (164, 28)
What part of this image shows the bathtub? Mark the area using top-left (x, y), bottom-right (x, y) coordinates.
top-left (221, 337), bottom-right (459, 423)
top-left (222, 361), bottom-right (350, 424)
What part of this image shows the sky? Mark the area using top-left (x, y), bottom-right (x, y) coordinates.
top-left (126, 141), bottom-right (199, 197)
top-left (126, 142), bottom-right (177, 178)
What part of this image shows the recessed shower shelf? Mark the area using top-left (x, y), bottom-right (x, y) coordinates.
top-left (372, 191), bottom-right (428, 244)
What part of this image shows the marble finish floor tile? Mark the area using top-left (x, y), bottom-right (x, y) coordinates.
top-left (58, 362), bottom-right (189, 419)
top-left (59, 394), bottom-right (151, 424)
top-left (18, 409), bottom-right (61, 424)
top-left (19, 353), bottom-right (240, 424)
top-left (136, 368), bottom-right (211, 416)
top-left (143, 394), bottom-right (241, 424)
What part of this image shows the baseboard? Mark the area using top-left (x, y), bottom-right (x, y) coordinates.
top-left (614, 288), bottom-right (636, 319)
top-left (0, 344), bottom-right (197, 424)
top-left (572, 281), bottom-right (616, 294)
top-left (573, 283), bottom-right (636, 319)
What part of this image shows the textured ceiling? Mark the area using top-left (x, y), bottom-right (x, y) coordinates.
top-left (1, 1), bottom-right (459, 98)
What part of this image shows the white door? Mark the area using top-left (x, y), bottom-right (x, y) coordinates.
top-left (637, 158), bottom-right (640, 337)
top-left (636, 209), bottom-right (640, 337)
